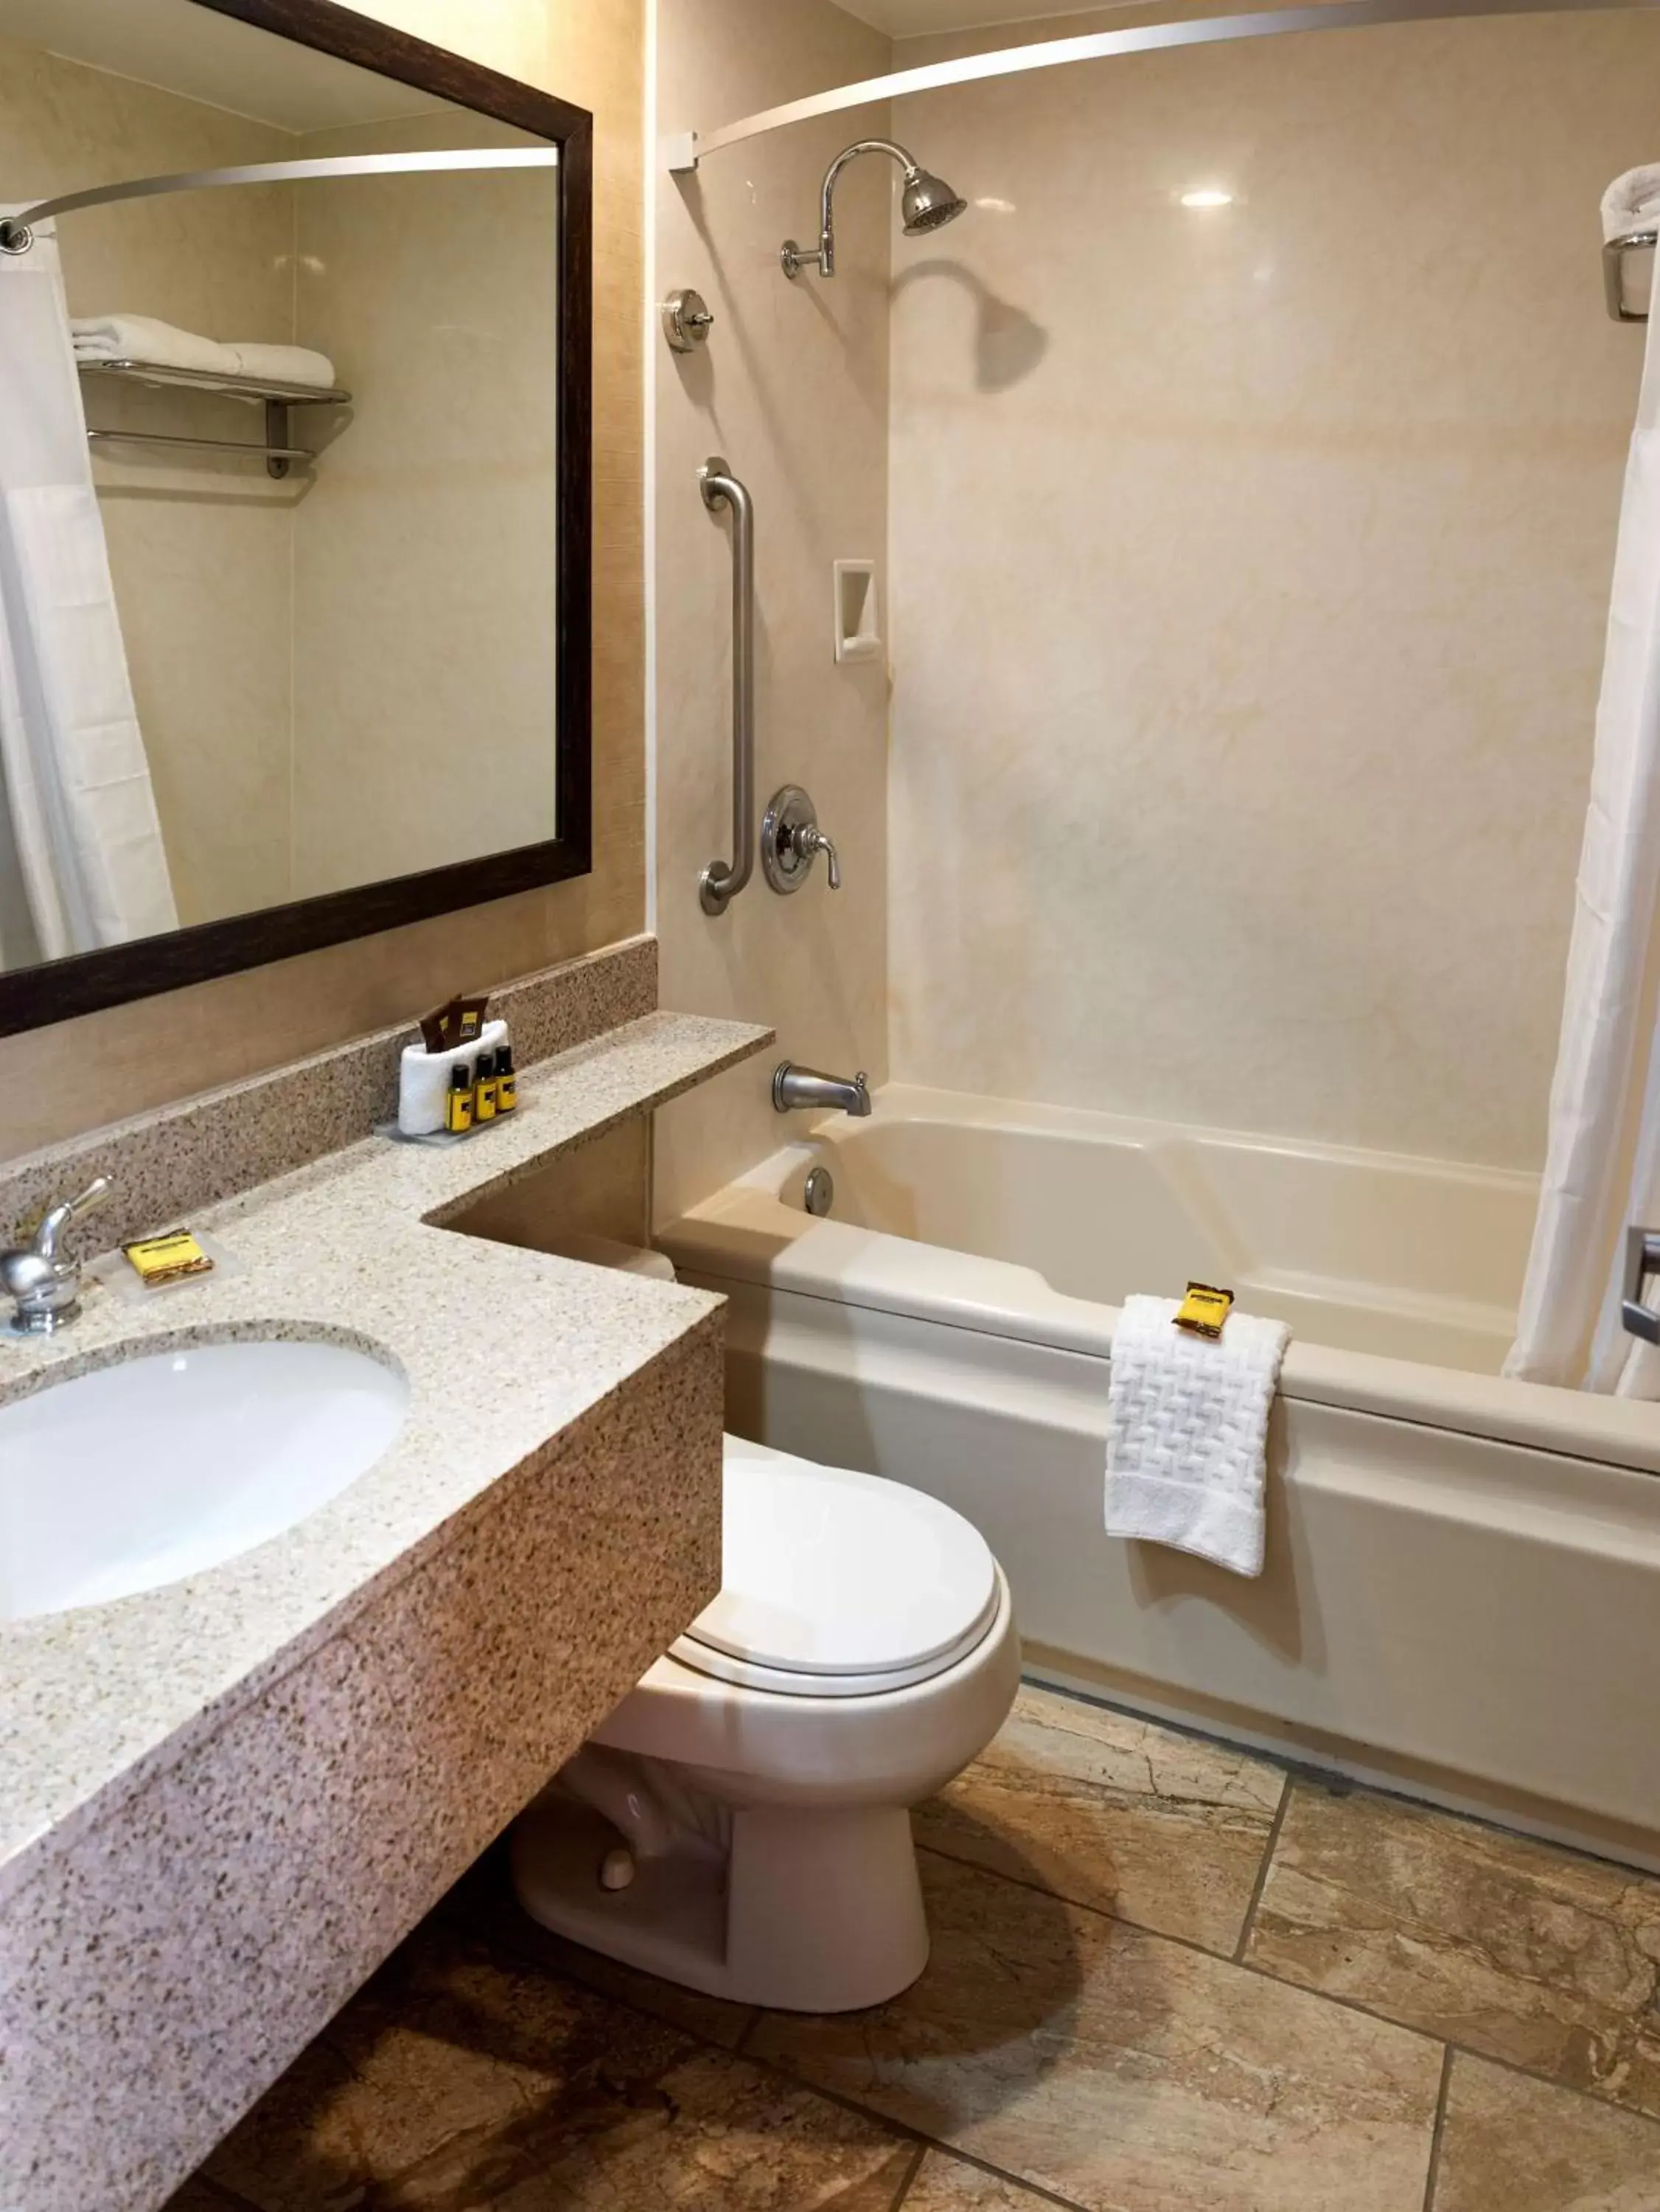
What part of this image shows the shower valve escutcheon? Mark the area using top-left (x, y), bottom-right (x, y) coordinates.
top-left (761, 786), bottom-right (841, 894)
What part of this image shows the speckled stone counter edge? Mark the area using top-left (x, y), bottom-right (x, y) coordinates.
top-left (1, 1011), bottom-right (773, 1888)
top-left (2, 1320), bottom-right (725, 2212)
top-left (0, 946), bottom-right (772, 2212)
top-left (0, 933), bottom-right (658, 1256)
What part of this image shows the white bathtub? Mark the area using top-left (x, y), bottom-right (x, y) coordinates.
top-left (659, 1085), bottom-right (1660, 1865)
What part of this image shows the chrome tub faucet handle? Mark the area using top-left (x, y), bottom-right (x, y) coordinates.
top-left (798, 822), bottom-right (840, 890)
top-left (761, 786), bottom-right (843, 896)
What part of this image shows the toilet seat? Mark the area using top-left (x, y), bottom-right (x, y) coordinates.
top-left (667, 1438), bottom-right (1001, 1699)
top-left (514, 1433), bottom-right (1021, 2014)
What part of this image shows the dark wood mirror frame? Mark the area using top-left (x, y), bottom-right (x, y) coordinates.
top-left (0, 0), bottom-right (593, 1041)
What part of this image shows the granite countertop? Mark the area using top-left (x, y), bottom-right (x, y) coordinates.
top-left (0, 1009), bottom-right (771, 1903)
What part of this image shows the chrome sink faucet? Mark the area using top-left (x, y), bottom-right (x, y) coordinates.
top-left (772, 1063), bottom-right (872, 1118)
top-left (1, 1177), bottom-right (111, 1337)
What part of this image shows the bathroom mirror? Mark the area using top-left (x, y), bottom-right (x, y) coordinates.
top-left (0, 0), bottom-right (591, 1034)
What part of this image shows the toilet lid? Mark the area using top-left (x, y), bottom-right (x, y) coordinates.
top-left (674, 1439), bottom-right (1000, 1692)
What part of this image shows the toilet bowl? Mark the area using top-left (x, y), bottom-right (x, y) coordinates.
top-left (510, 1433), bottom-right (1019, 2014)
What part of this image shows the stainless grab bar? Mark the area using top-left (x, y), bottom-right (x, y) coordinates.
top-left (698, 455), bottom-right (756, 916)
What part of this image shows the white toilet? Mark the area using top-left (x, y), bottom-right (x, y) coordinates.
top-left (510, 1432), bottom-right (1020, 2014)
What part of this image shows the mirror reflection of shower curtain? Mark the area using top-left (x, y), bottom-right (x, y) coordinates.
top-left (0, 214), bottom-right (177, 964)
top-left (1507, 248), bottom-right (1660, 1395)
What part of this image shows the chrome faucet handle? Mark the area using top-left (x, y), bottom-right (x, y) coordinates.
top-left (35, 1177), bottom-right (111, 1262)
top-left (2, 1175), bottom-right (111, 1337)
top-left (798, 824), bottom-right (841, 891)
top-left (761, 786), bottom-right (844, 895)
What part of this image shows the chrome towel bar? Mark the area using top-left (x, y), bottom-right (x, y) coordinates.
top-left (698, 455), bottom-right (756, 916)
top-left (87, 428), bottom-right (312, 465)
top-left (77, 358), bottom-right (351, 480)
top-left (77, 360), bottom-right (350, 406)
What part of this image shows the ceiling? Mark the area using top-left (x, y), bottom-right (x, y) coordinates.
top-left (836, 0), bottom-right (1102, 35)
top-left (0, 0), bottom-right (452, 133)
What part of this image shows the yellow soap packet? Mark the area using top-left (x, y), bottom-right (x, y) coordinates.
top-left (123, 1228), bottom-right (214, 1287)
top-left (1173, 1281), bottom-right (1235, 1340)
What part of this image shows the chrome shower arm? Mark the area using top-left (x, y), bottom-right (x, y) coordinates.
top-left (783, 137), bottom-right (941, 279)
top-left (815, 139), bottom-right (914, 277)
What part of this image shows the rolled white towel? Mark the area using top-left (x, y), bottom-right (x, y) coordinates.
top-left (1104, 1293), bottom-right (1290, 1578)
top-left (71, 313), bottom-right (239, 375)
top-left (70, 319), bottom-right (338, 391)
top-left (397, 1019), bottom-right (507, 1136)
top-left (1603, 164), bottom-right (1660, 244)
top-left (224, 341), bottom-right (338, 390)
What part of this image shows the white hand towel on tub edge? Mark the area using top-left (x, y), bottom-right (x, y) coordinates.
top-left (1104, 1293), bottom-right (1290, 1578)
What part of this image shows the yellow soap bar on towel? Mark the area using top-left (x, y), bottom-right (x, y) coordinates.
top-left (123, 1228), bottom-right (214, 1287)
top-left (1173, 1281), bottom-right (1235, 1339)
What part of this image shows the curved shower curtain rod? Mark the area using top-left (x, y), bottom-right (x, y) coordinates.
top-left (0, 146), bottom-right (561, 257)
top-left (664, 0), bottom-right (1660, 171)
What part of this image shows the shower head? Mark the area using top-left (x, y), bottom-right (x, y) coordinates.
top-left (782, 138), bottom-right (966, 279)
top-left (901, 166), bottom-right (969, 237)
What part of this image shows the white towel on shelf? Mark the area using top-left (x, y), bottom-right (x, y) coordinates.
top-left (1104, 1293), bottom-right (1290, 1579)
top-left (223, 341), bottom-right (338, 389)
top-left (69, 318), bottom-right (337, 391)
top-left (1603, 165), bottom-right (1660, 244)
top-left (70, 313), bottom-right (237, 375)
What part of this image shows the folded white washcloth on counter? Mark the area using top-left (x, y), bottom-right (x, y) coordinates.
top-left (223, 341), bottom-right (338, 389)
top-left (1104, 1293), bottom-right (1290, 1578)
top-left (1603, 165), bottom-right (1660, 243)
top-left (72, 313), bottom-right (237, 374)
top-left (71, 316), bottom-right (337, 389)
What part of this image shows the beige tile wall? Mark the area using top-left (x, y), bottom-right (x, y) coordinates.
top-left (0, 0), bottom-right (645, 1162)
top-left (651, 0), bottom-right (896, 1222)
top-left (289, 115), bottom-right (562, 896)
top-left (885, 4), bottom-right (1659, 1169)
top-left (0, 37), bottom-right (297, 931)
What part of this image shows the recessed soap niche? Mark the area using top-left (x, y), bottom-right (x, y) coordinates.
top-left (833, 559), bottom-right (880, 664)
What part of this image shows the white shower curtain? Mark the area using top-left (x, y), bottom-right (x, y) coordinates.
top-left (0, 215), bottom-right (177, 963)
top-left (1507, 248), bottom-right (1660, 1394)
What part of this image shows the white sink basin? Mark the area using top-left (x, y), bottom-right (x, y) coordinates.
top-left (0, 1338), bottom-right (410, 1622)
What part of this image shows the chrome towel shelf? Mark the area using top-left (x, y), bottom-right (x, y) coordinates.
top-left (77, 358), bottom-right (352, 478)
top-left (1605, 229), bottom-right (1656, 323)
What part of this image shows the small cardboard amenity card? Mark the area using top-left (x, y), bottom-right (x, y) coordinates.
top-left (1173, 1281), bottom-right (1235, 1339)
top-left (123, 1228), bottom-right (215, 1286)
top-left (89, 1226), bottom-right (241, 1307)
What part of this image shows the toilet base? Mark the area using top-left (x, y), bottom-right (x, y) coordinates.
top-left (509, 1790), bottom-right (930, 2013)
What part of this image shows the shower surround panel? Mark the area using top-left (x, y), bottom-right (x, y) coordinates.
top-left (885, 4), bottom-right (1659, 1170)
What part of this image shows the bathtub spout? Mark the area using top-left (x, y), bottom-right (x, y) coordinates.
top-left (773, 1062), bottom-right (872, 1117)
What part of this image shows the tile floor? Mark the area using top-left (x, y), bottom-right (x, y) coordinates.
top-left (168, 1684), bottom-right (1660, 2211)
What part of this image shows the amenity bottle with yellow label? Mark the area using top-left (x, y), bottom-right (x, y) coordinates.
top-left (445, 1063), bottom-right (474, 1135)
top-left (474, 1049), bottom-right (498, 1123)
